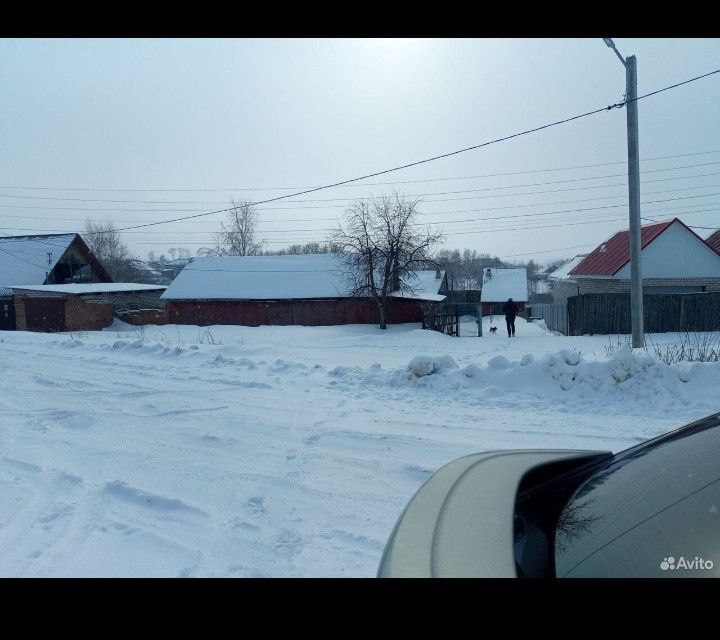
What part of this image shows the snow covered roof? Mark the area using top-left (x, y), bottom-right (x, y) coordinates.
top-left (0, 234), bottom-right (77, 288)
top-left (162, 255), bottom-right (447, 302)
top-left (547, 255), bottom-right (587, 281)
top-left (9, 283), bottom-right (166, 295)
top-left (389, 269), bottom-right (446, 302)
top-left (480, 268), bottom-right (528, 302)
top-left (162, 254), bottom-right (350, 300)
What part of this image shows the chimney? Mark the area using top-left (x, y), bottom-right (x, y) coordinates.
top-left (435, 269), bottom-right (441, 279)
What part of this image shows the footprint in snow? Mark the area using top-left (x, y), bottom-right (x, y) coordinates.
top-left (274, 530), bottom-right (304, 558)
top-left (247, 496), bottom-right (266, 515)
top-left (303, 434), bottom-right (321, 445)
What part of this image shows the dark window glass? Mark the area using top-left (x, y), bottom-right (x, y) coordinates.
top-left (555, 416), bottom-right (720, 577)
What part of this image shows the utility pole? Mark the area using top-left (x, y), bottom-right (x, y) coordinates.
top-left (604, 39), bottom-right (644, 348)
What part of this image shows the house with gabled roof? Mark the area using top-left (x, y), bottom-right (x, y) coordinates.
top-left (479, 267), bottom-right (528, 315)
top-left (0, 233), bottom-right (112, 288)
top-left (0, 233), bottom-right (113, 330)
top-left (547, 254), bottom-right (588, 301)
top-left (161, 253), bottom-right (447, 326)
top-left (550, 218), bottom-right (720, 299)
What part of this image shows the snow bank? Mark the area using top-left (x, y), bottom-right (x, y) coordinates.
top-left (389, 347), bottom-right (720, 417)
top-left (407, 354), bottom-right (458, 378)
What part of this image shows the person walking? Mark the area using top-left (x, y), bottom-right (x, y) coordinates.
top-left (502, 297), bottom-right (517, 338)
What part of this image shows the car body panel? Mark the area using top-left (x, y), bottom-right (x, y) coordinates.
top-left (378, 449), bottom-right (610, 578)
top-left (555, 413), bottom-right (720, 577)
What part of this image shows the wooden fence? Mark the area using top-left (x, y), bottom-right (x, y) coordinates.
top-left (567, 292), bottom-right (720, 335)
top-left (422, 309), bottom-right (458, 336)
top-left (527, 303), bottom-right (569, 335)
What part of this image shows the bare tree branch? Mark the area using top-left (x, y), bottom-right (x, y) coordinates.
top-left (329, 192), bottom-right (443, 330)
top-left (207, 200), bottom-right (264, 256)
top-left (83, 219), bottom-right (140, 281)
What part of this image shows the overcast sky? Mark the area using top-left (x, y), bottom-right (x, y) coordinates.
top-left (1, 38), bottom-right (719, 264)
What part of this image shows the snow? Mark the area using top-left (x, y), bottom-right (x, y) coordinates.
top-left (9, 283), bottom-right (166, 295)
top-left (161, 254), bottom-right (349, 300)
top-left (547, 255), bottom-right (587, 281)
top-left (0, 234), bottom-right (76, 288)
top-left (480, 268), bottom-right (528, 302)
top-left (163, 254), bottom-right (446, 302)
top-left (1, 316), bottom-right (719, 577)
top-left (389, 270), bottom-right (446, 301)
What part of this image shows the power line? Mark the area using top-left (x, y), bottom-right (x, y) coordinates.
top-left (4, 148), bottom-right (720, 193)
top-left (68, 203), bottom-right (719, 248)
top-left (5, 188), bottom-right (720, 239)
top-left (90, 67), bottom-right (720, 235)
top-left (4, 159), bottom-right (720, 207)
top-left (498, 243), bottom-right (600, 259)
top-left (3, 172), bottom-right (720, 231)
top-left (0, 244), bottom-right (51, 271)
top-left (633, 68), bottom-right (720, 103)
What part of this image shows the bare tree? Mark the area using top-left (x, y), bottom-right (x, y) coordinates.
top-left (83, 219), bottom-right (139, 281)
top-left (330, 194), bottom-right (443, 330)
top-left (265, 241), bottom-right (343, 256)
top-left (212, 199), bottom-right (263, 256)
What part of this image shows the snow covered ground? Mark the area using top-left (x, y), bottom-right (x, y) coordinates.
top-left (1, 317), bottom-right (719, 577)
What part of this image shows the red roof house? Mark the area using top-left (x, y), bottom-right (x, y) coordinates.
top-left (559, 217), bottom-right (720, 296)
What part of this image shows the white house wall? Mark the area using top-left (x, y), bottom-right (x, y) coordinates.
top-left (613, 222), bottom-right (720, 279)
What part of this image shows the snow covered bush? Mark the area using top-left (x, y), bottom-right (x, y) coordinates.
top-left (407, 354), bottom-right (458, 379)
top-left (487, 355), bottom-right (511, 369)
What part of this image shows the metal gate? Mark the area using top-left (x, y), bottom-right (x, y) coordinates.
top-left (24, 297), bottom-right (66, 332)
top-left (455, 303), bottom-right (481, 337)
top-left (422, 303), bottom-right (481, 337)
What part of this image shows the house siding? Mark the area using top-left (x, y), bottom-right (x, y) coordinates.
top-left (576, 277), bottom-right (720, 295)
top-left (551, 279), bottom-right (580, 301)
top-left (612, 221), bottom-right (720, 279)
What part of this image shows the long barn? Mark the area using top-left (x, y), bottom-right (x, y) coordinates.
top-left (161, 254), bottom-right (447, 327)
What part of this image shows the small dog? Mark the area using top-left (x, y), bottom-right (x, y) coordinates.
top-left (489, 326), bottom-right (497, 334)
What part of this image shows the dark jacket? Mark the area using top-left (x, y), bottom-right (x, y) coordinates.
top-left (502, 301), bottom-right (517, 318)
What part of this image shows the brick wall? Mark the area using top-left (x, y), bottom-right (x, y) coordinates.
top-left (116, 309), bottom-right (169, 325)
top-left (14, 296), bottom-right (27, 330)
top-left (64, 296), bottom-right (114, 331)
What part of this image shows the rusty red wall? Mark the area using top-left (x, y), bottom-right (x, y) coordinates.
top-left (15, 295), bottom-right (66, 332)
top-left (116, 308), bottom-right (169, 326)
top-left (64, 296), bottom-right (114, 331)
top-left (165, 298), bottom-right (425, 326)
